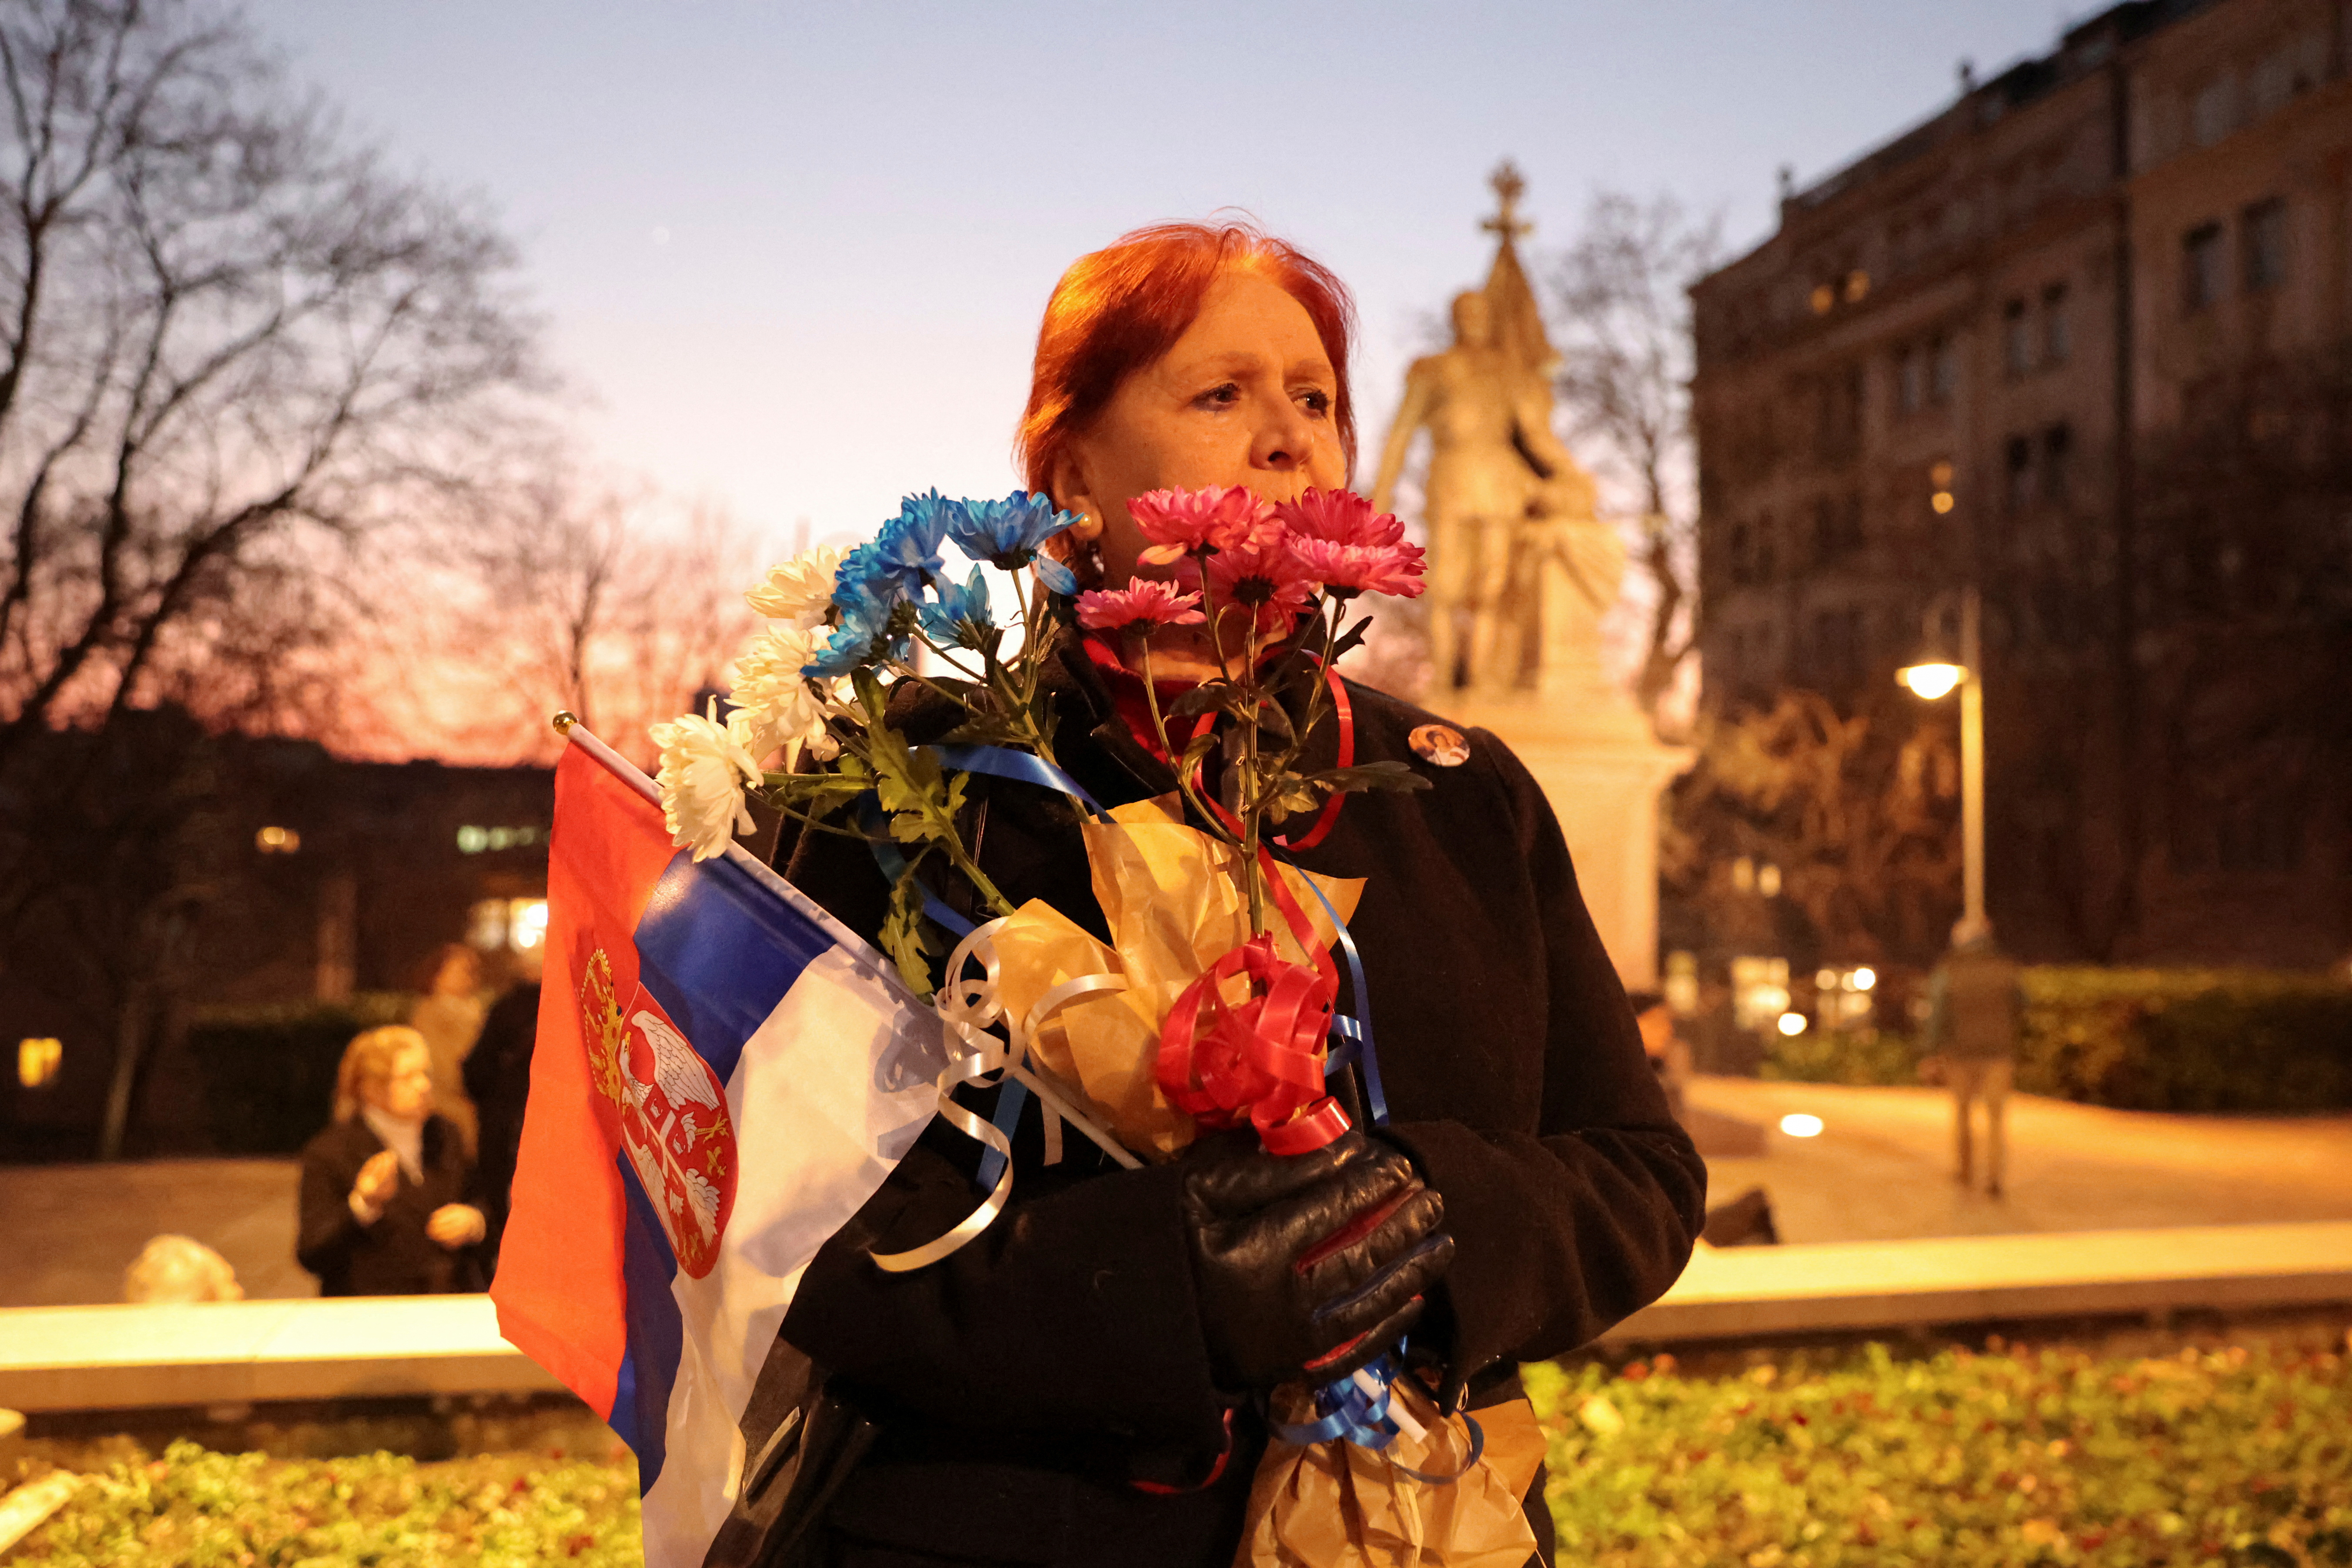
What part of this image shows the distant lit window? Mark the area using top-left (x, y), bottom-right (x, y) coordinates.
top-left (255, 825), bottom-right (301, 854)
top-left (467, 897), bottom-right (550, 953)
top-left (1730, 956), bottom-right (1792, 1032)
top-left (2244, 198), bottom-right (2286, 291)
top-left (2002, 299), bottom-right (2031, 377)
top-left (1809, 283), bottom-right (1835, 315)
top-left (457, 824), bottom-right (547, 854)
top-left (2184, 222), bottom-right (2225, 312)
top-left (1842, 269), bottom-right (1870, 304)
top-left (1929, 334), bottom-right (1958, 403)
top-left (2042, 283), bottom-right (2071, 365)
top-left (1664, 951), bottom-right (1699, 1016)
top-left (17, 1036), bottom-right (62, 1089)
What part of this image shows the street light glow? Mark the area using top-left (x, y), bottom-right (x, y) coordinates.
top-left (1779, 1113), bottom-right (1825, 1138)
top-left (1852, 966), bottom-right (1878, 992)
top-left (1776, 1011), bottom-right (1809, 1037)
top-left (1899, 662), bottom-right (1965, 699)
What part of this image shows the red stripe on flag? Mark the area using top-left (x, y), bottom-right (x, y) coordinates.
top-left (491, 744), bottom-right (681, 1419)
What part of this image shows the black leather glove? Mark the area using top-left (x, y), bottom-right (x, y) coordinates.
top-left (1179, 1129), bottom-right (1454, 1391)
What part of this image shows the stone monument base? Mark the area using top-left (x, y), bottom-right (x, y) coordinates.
top-left (1445, 680), bottom-right (1692, 988)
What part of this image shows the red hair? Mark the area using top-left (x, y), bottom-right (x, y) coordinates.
top-left (1016, 220), bottom-right (1359, 502)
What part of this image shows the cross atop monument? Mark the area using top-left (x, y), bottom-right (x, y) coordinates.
top-left (1481, 159), bottom-right (1531, 243)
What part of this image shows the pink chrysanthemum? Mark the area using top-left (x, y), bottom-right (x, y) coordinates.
top-left (1274, 487), bottom-right (1408, 549)
top-left (1129, 485), bottom-right (1279, 566)
top-left (1207, 538), bottom-right (1319, 632)
top-left (1075, 579), bottom-right (1208, 634)
top-left (1281, 533), bottom-right (1427, 600)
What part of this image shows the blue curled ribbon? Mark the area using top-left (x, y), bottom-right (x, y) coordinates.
top-left (926, 742), bottom-right (1108, 819)
top-left (1287, 860), bottom-right (1390, 1128)
top-left (1266, 1347), bottom-right (1488, 1484)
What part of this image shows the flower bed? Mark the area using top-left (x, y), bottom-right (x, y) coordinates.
top-left (1528, 1335), bottom-right (2352, 1567)
top-left (14, 1331), bottom-right (2350, 1566)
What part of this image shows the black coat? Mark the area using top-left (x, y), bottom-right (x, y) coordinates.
top-left (464, 982), bottom-right (544, 1259)
top-left (295, 1113), bottom-right (487, 1297)
top-left (773, 654), bottom-right (1706, 1568)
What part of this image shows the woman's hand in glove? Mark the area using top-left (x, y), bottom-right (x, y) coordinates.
top-left (1180, 1129), bottom-right (1454, 1391)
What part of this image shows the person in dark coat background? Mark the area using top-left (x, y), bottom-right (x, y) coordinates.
top-left (463, 965), bottom-right (544, 1266)
top-left (297, 1024), bottom-right (488, 1297)
top-left (755, 221), bottom-right (1707, 1568)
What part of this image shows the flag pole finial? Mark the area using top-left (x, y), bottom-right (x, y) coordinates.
top-left (553, 711), bottom-right (578, 735)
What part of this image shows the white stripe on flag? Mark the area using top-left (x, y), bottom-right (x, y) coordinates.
top-left (639, 945), bottom-right (948, 1567)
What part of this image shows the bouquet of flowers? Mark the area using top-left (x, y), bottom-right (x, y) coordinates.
top-left (653, 484), bottom-right (1544, 1565)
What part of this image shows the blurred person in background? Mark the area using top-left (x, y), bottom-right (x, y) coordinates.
top-left (123, 1235), bottom-right (244, 1303)
top-left (1922, 917), bottom-right (2024, 1197)
top-left (1629, 990), bottom-right (1692, 1127)
top-left (297, 1025), bottom-right (488, 1296)
top-left (463, 945), bottom-right (544, 1268)
top-left (410, 942), bottom-right (487, 1153)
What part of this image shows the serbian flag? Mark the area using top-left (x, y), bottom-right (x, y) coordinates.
top-left (494, 729), bottom-right (944, 1567)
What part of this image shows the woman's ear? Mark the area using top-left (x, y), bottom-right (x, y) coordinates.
top-left (1048, 450), bottom-right (1104, 541)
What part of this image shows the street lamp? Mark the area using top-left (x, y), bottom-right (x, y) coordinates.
top-left (1897, 583), bottom-right (1985, 935)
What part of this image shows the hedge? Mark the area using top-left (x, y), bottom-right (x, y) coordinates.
top-left (188, 993), bottom-right (412, 1154)
top-left (2017, 968), bottom-right (2352, 1113)
top-left (15, 1333), bottom-right (2350, 1566)
top-left (1756, 969), bottom-right (2352, 1112)
top-left (1528, 1334), bottom-right (2352, 1568)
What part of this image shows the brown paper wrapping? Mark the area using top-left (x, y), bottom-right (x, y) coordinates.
top-left (987, 794), bottom-right (1362, 1159)
top-left (1236, 1384), bottom-right (1547, 1568)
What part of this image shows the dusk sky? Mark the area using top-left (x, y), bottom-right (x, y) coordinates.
top-left (247, 0), bottom-right (2090, 550)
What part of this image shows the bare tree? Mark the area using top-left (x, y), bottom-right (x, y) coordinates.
top-left (1545, 189), bottom-right (1720, 731)
top-left (375, 470), bottom-right (767, 768)
top-left (0, 0), bottom-right (539, 764)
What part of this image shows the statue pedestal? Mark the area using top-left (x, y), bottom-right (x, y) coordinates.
top-left (1447, 684), bottom-right (1692, 988)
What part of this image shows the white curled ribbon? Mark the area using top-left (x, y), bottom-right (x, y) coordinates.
top-left (870, 918), bottom-right (1142, 1273)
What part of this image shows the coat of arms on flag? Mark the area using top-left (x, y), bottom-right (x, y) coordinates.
top-left (493, 721), bottom-right (947, 1568)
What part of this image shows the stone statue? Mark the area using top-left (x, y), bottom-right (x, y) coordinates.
top-left (1371, 163), bottom-right (1619, 696)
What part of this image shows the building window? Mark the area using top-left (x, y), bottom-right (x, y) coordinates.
top-left (2244, 198), bottom-right (2286, 291)
top-left (1929, 334), bottom-right (1958, 403)
top-left (2042, 284), bottom-right (2070, 365)
top-left (1809, 607), bottom-right (1863, 693)
top-left (2003, 299), bottom-right (2031, 377)
top-left (1895, 345), bottom-right (1923, 413)
top-left (2183, 222), bottom-right (2225, 312)
top-left (2191, 74), bottom-right (2236, 148)
top-left (2041, 423), bottom-right (2072, 505)
top-left (2005, 435), bottom-right (2034, 512)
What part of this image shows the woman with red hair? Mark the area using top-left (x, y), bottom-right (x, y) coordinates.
top-left (766, 221), bottom-right (1703, 1568)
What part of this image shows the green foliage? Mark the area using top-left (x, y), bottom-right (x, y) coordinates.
top-left (2018, 968), bottom-right (2352, 1112)
top-left (881, 865), bottom-right (941, 999)
top-left (14, 1439), bottom-right (640, 1567)
top-left (1761, 1027), bottom-right (1919, 1087)
top-left (1527, 1336), bottom-right (2352, 1567)
top-left (188, 993), bottom-right (413, 1154)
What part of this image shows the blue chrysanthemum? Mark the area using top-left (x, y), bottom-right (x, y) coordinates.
top-left (1032, 552), bottom-right (1077, 595)
top-left (918, 566), bottom-right (993, 649)
top-left (802, 570), bottom-right (905, 677)
top-left (859, 491), bottom-right (952, 596)
top-left (947, 491), bottom-right (1080, 573)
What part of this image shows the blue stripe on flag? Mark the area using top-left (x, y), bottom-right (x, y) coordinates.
top-left (634, 851), bottom-right (832, 1085)
top-left (609, 1152), bottom-right (685, 1491)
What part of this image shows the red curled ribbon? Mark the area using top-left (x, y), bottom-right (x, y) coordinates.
top-left (1155, 933), bottom-right (1350, 1156)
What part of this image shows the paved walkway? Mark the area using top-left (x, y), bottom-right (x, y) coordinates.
top-left (0, 1159), bottom-right (311, 1307)
top-left (1690, 1076), bottom-right (2352, 1244)
top-left (4, 1085), bottom-right (2349, 1306)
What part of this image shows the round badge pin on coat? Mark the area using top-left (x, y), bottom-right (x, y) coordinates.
top-left (1408, 723), bottom-right (1470, 767)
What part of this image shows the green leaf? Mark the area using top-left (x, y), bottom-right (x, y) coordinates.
top-left (880, 868), bottom-right (936, 998)
top-left (1313, 759), bottom-right (1431, 794)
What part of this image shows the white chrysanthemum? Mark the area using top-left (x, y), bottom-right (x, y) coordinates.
top-left (746, 545), bottom-right (846, 628)
top-left (727, 623), bottom-right (831, 765)
top-left (649, 706), bottom-right (760, 861)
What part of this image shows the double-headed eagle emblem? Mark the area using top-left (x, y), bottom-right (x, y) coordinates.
top-left (580, 946), bottom-right (737, 1278)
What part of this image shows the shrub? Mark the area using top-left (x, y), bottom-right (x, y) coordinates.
top-left (188, 994), bottom-right (412, 1154)
top-left (14, 1441), bottom-right (640, 1566)
top-left (1528, 1335), bottom-right (2352, 1567)
top-left (1761, 1027), bottom-right (1918, 1087)
top-left (2019, 968), bottom-right (2352, 1113)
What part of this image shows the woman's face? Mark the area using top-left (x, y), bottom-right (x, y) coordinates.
top-left (1055, 269), bottom-right (1347, 588)
top-left (435, 950), bottom-right (478, 997)
top-left (365, 1044), bottom-right (434, 1121)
